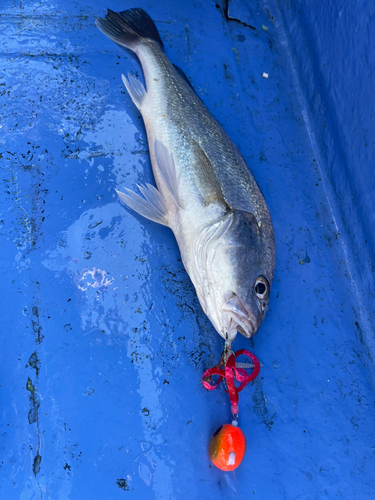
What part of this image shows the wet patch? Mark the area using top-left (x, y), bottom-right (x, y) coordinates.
top-left (27, 351), bottom-right (40, 377)
top-left (142, 407), bottom-right (150, 416)
top-left (31, 306), bottom-right (44, 344)
top-left (251, 379), bottom-right (277, 431)
top-left (25, 302), bottom-right (43, 478)
top-left (116, 478), bottom-right (129, 491)
top-left (297, 252), bottom-right (311, 265)
top-left (32, 452), bottom-right (42, 477)
top-left (159, 260), bottom-right (200, 325)
top-left (26, 377), bottom-right (40, 425)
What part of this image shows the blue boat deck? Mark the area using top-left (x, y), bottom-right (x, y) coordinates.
top-left (1, 0), bottom-right (374, 498)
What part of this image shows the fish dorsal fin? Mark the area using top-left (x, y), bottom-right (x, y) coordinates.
top-left (154, 139), bottom-right (181, 208)
top-left (173, 64), bottom-right (193, 89)
top-left (173, 64), bottom-right (202, 100)
top-left (122, 73), bottom-right (147, 110)
top-left (191, 139), bottom-right (228, 207)
top-left (116, 184), bottom-right (169, 226)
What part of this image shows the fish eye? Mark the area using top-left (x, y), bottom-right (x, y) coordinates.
top-left (254, 276), bottom-right (269, 299)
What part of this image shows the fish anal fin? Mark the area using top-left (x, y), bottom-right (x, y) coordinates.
top-left (122, 73), bottom-right (146, 110)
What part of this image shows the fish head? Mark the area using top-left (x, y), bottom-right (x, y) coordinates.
top-left (197, 210), bottom-right (275, 342)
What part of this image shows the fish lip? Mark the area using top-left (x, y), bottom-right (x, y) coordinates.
top-left (228, 312), bottom-right (257, 338)
top-left (222, 294), bottom-right (259, 338)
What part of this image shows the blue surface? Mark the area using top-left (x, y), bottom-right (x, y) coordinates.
top-left (1, 1), bottom-right (374, 499)
top-left (273, 0), bottom-right (375, 363)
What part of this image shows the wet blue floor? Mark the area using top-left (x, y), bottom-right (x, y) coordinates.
top-left (1, 1), bottom-right (374, 499)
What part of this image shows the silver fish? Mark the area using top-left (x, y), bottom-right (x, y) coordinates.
top-left (96, 8), bottom-right (275, 345)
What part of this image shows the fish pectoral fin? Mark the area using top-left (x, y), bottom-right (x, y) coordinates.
top-left (191, 140), bottom-right (227, 206)
top-left (122, 73), bottom-right (146, 110)
top-left (154, 139), bottom-right (181, 208)
top-left (116, 184), bottom-right (169, 226)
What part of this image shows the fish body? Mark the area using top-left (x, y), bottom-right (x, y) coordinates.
top-left (96, 9), bottom-right (276, 343)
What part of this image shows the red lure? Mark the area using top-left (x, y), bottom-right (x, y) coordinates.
top-left (202, 349), bottom-right (260, 471)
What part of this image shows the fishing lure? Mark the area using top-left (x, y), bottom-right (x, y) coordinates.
top-left (202, 348), bottom-right (260, 470)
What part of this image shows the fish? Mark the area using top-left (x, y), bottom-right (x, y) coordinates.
top-left (96, 8), bottom-right (276, 345)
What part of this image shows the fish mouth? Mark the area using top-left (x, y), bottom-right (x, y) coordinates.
top-left (222, 294), bottom-right (258, 339)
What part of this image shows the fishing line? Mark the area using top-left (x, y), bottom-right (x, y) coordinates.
top-left (232, 469), bottom-right (243, 500)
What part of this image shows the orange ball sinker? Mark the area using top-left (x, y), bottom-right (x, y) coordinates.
top-left (208, 422), bottom-right (247, 471)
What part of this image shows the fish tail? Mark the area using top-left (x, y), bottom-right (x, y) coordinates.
top-left (96, 8), bottom-right (164, 52)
